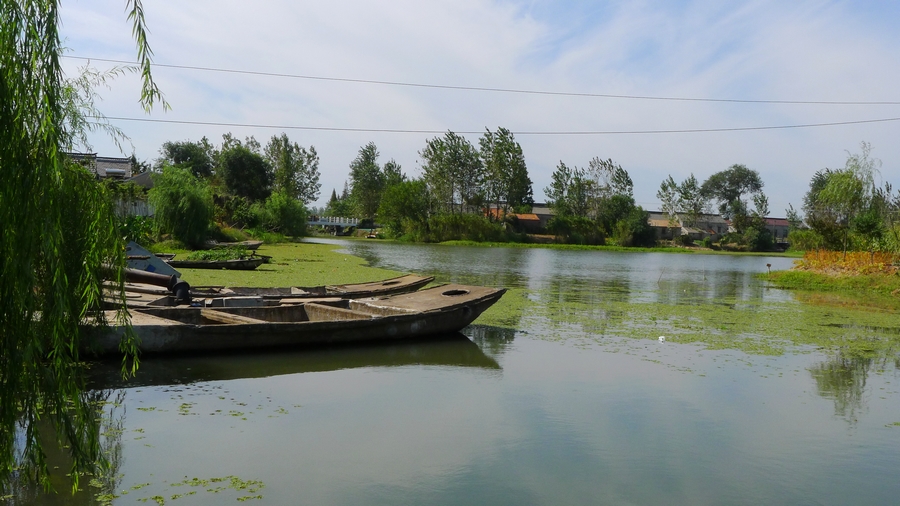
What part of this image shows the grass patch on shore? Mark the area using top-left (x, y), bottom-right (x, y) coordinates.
top-left (172, 242), bottom-right (403, 288)
top-left (761, 270), bottom-right (900, 312)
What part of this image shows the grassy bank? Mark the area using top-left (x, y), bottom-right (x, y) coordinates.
top-left (166, 242), bottom-right (403, 288)
top-left (764, 270), bottom-right (900, 298)
top-left (763, 251), bottom-right (900, 312)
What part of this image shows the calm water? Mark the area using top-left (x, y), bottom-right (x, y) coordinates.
top-left (29, 242), bottom-right (900, 505)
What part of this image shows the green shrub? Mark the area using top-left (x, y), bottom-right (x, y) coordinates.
top-left (547, 216), bottom-right (605, 245)
top-left (120, 215), bottom-right (154, 244)
top-left (674, 234), bottom-right (694, 246)
top-left (251, 191), bottom-right (308, 237)
top-left (425, 213), bottom-right (509, 242)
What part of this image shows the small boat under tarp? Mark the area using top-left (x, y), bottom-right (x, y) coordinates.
top-left (86, 284), bottom-right (505, 356)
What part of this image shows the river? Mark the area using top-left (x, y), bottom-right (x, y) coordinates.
top-left (28, 241), bottom-right (900, 505)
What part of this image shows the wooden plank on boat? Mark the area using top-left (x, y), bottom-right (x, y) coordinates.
top-left (278, 296), bottom-right (344, 305)
top-left (303, 303), bottom-right (374, 321)
top-left (200, 309), bottom-right (269, 325)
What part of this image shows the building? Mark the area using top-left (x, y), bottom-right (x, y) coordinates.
top-left (66, 152), bottom-right (134, 179)
top-left (647, 212), bottom-right (729, 242)
top-left (764, 218), bottom-right (791, 243)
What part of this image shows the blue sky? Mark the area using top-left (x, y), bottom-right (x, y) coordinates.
top-left (59, 0), bottom-right (900, 213)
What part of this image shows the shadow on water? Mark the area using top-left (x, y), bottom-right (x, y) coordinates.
top-left (87, 334), bottom-right (500, 389)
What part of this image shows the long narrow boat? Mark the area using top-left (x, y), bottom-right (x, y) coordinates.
top-left (165, 256), bottom-right (270, 270)
top-left (205, 240), bottom-right (264, 250)
top-left (115, 273), bottom-right (435, 307)
top-left (86, 284), bottom-right (505, 356)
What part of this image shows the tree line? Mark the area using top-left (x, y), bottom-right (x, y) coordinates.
top-left (145, 132), bottom-right (322, 247)
top-left (144, 127), bottom-right (899, 254)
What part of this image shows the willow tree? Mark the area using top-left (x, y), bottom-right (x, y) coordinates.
top-left (1, 0), bottom-right (164, 491)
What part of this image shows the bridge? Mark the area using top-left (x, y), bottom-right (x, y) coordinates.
top-left (307, 216), bottom-right (360, 228)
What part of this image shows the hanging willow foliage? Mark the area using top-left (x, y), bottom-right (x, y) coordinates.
top-left (0, 0), bottom-right (164, 491)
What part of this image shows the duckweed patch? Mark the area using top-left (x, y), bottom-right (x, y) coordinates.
top-left (474, 287), bottom-right (530, 329)
top-left (126, 476), bottom-right (265, 504)
top-left (515, 286), bottom-right (900, 359)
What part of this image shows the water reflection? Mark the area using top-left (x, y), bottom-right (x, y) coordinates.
top-left (463, 324), bottom-right (518, 357)
top-left (810, 351), bottom-right (872, 422)
top-left (5, 390), bottom-right (124, 506)
top-left (88, 334), bottom-right (500, 389)
top-left (318, 238), bottom-right (796, 307)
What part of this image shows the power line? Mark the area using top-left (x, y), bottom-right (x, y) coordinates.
top-left (65, 55), bottom-right (900, 106)
top-left (101, 115), bottom-right (900, 135)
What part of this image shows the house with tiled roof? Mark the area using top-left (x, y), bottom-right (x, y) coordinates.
top-left (66, 152), bottom-right (134, 179)
top-left (764, 218), bottom-right (791, 242)
top-left (647, 211), bottom-right (729, 241)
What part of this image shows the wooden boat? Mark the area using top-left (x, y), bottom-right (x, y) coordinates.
top-left (86, 284), bottom-right (505, 356)
top-left (115, 273), bottom-right (435, 308)
top-left (197, 273), bottom-right (434, 300)
top-left (165, 255), bottom-right (270, 270)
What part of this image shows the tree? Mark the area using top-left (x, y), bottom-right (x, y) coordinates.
top-left (383, 159), bottom-right (405, 188)
top-left (378, 179), bottom-right (430, 237)
top-left (159, 138), bottom-right (215, 178)
top-left (348, 142), bottom-right (386, 219)
top-left (701, 164), bottom-right (764, 220)
top-left (479, 127), bottom-right (533, 217)
top-left (657, 175), bottom-right (680, 229)
top-left (264, 133), bottom-right (321, 205)
top-left (325, 186), bottom-right (353, 217)
top-left (586, 157), bottom-right (633, 200)
top-left (657, 173), bottom-right (710, 240)
top-left (802, 168), bottom-right (843, 250)
top-left (149, 165), bottom-right (214, 248)
top-left (420, 131), bottom-right (483, 214)
top-left (219, 140), bottom-right (273, 202)
top-left (1, 0), bottom-right (163, 489)
top-left (545, 161), bottom-right (590, 219)
top-left (803, 143), bottom-right (884, 253)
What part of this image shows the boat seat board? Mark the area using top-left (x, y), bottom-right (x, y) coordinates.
top-left (303, 303), bottom-right (374, 321)
top-left (200, 309), bottom-right (269, 325)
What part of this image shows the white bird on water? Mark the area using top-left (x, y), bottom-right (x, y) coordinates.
top-left (658, 336), bottom-right (666, 342)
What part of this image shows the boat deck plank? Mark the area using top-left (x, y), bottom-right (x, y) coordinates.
top-left (200, 309), bottom-right (269, 325)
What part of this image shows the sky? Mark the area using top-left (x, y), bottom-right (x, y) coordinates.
top-left (59, 0), bottom-right (900, 213)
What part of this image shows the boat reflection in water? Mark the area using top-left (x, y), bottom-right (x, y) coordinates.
top-left (88, 333), bottom-right (501, 389)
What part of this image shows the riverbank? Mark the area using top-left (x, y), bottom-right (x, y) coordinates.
top-left (764, 269), bottom-right (900, 308)
top-left (762, 250), bottom-right (900, 311)
top-left (437, 239), bottom-right (803, 257)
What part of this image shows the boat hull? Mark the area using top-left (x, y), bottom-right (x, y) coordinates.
top-left (87, 284), bottom-right (505, 356)
top-left (165, 257), bottom-right (267, 270)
